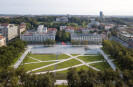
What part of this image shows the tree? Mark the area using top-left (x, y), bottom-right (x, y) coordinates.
top-left (84, 40), bottom-right (88, 45)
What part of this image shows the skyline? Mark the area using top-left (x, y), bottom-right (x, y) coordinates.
top-left (0, 0), bottom-right (133, 15)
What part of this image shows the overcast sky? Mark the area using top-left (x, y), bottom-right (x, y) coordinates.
top-left (0, 0), bottom-right (133, 15)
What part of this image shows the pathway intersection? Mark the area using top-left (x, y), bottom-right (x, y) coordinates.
top-left (26, 54), bottom-right (105, 74)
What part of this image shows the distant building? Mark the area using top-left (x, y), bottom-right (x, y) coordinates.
top-left (0, 23), bottom-right (18, 41)
top-left (117, 31), bottom-right (133, 42)
top-left (0, 35), bottom-right (6, 47)
top-left (60, 26), bottom-right (75, 33)
top-left (56, 17), bottom-right (68, 22)
top-left (37, 25), bottom-right (47, 33)
top-left (47, 28), bottom-right (57, 33)
top-left (18, 22), bottom-right (26, 34)
top-left (117, 25), bottom-right (128, 31)
top-left (60, 26), bottom-right (66, 31)
top-left (88, 19), bottom-right (100, 28)
top-left (71, 33), bottom-right (102, 44)
top-left (129, 39), bottom-right (133, 48)
top-left (100, 11), bottom-right (104, 19)
top-left (82, 28), bottom-right (98, 33)
top-left (104, 24), bottom-right (114, 30)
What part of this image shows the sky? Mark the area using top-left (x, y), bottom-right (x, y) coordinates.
top-left (0, 0), bottom-right (133, 15)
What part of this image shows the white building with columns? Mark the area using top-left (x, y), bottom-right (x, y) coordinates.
top-left (20, 25), bottom-right (56, 43)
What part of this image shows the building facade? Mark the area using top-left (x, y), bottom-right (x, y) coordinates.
top-left (0, 24), bottom-right (18, 41)
top-left (56, 17), bottom-right (68, 22)
top-left (20, 32), bottom-right (56, 43)
top-left (71, 33), bottom-right (102, 44)
top-left (117, 31), bottom-right (133, 42)
top-left (20, 25), bottom-right (56, 43)
top-left (18, 22), bottom-right (26, 34)
top-left (0, 35), bottom-right (6, 47)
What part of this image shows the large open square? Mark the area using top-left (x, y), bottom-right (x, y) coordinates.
top-left (19, 45), bottom-right (110, 77)
top-left (29, 45), bottom-right (102, 54)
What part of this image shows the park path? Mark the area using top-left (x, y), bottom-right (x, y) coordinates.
top-left (98, 48), bottom-right (117, 71)
top-left (14, 46), bottom-right (32, 69)
top-left (66, 54), bottom-right (100, 71)
top-left (33, 54), bottom-right (100, 74)
top-left (27, 57), bottom-right (73, 73)
top-left (36, 64), bottom-right (85, 74)
top-left (24, 59), bottom-right (63, 65)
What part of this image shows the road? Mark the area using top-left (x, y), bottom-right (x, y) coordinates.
top-left (98, 48), bottom-right (117, 71)
top-left (14, 46), bottom-right (32, 69)
top-left (110, 36), bottom-right (129, 47)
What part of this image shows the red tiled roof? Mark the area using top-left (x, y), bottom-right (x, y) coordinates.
top-left (1, 23), bottom-right (9, 26)
top-left (48, 28), bottom-right (57, 31)
top-left (64, 26), bottom-right (75, 29)
top-left (0, 35), bottom-right (4, 39)
top-left (76, 28), bottom-right (85, 30)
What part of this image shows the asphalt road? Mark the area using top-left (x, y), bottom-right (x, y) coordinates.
top-left (110, 36), bottom-right (129, 47)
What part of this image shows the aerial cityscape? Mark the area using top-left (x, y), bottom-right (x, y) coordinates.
top-left (0, 0), bottom-right (133, 87)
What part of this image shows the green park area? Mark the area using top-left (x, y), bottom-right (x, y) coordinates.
top-left (77, 55), bottom-right (104, 62)
top-left (20, 54), bottom-right (110, 74)
top-left (90, 62), bottom-right (110, 71)
top-left (34, 59), bottom-right (81, 72)
top-left (29, 54), bottom-right (70, 61)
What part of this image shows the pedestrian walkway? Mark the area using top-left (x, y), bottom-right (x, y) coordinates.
top-left (14, 46), bottom-right (32, 69)
top-left (98, 48), bottom-right (117, 71)
top-left (27, 53), bottom-right (103, 74)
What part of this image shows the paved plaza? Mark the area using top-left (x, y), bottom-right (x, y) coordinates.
top-left (29, 45), bottom-right (102, 54)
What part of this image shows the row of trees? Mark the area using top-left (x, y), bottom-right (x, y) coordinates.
top-left (43, 39), bottom-right (56, 46)
top-left (102, 40), bottom-right (133, 86)
top-left (102, 40), bottom-right (133, 70)
top-left (0, 16), bottom-right (90, 30)
top-left (56, 30), bottom-right (70, 42)
top-left (0, 68), bottom-right (55, 87)
top-left (67, 68), bottom-right (125, 87)
top-left (0, 39), bottom-right (27, 68)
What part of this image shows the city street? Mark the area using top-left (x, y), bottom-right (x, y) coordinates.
top-left (110, 36), bottom-right (129, 47)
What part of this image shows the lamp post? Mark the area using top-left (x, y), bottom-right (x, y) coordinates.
top-left (54, 45), bottom-right (61, 76)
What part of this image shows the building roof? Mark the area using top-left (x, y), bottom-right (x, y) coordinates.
top-left (1, 23), bottom-right (9, 26)
top-left (64, 26), bottom-right (75, 30)
top-left (48, 28), bottom-right (57, 31)
top-left (0, 35), bottom-right (4, 40)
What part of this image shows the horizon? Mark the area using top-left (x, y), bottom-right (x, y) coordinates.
top-left (0, 0), bottom-right (133, 15)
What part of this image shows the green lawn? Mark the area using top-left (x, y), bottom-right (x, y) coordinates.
top-left (22, 62), bottom-right (56, 71)
top-left (29, 54), bottom-right (70, 61)
top-left (25, 57), bottom-right (38, 63)
top-left (71, 54), bottom-right (79, 56)
top-left (34, 59), bottom-right (81, 72)
top-left (56, 65), bottom-right (90, 74)
top-left (77, 56), bottom-right (104, 62)
top-left (55, 85), bottom-right (68, 87)
top-left (90, 62), bottom-right (110, 71)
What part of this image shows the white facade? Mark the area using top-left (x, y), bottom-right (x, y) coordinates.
top-left (56, 17), bottom-right (68, 22)
top-left (71, 33), bottom-right (102, 44)
top-left (65, 29), bottom-right (74, 33)
top-left (37, 25), bottom-right (47, 33)
top-left (60, 26), bottom-right (66, 31)
top-left (0, 24), bottom-right (18, 41)
top-left (20, 32), bottom-right (55, 42)
top-left (20, 25), bottom-right (56, 42)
